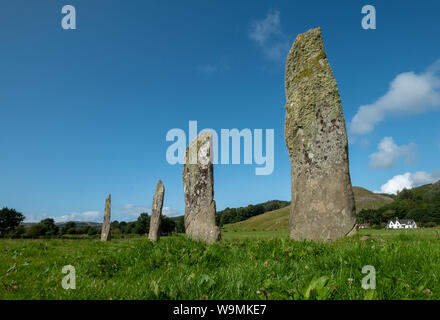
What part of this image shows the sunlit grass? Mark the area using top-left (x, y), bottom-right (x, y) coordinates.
top-left (1, 229), bottom-right (439, 300)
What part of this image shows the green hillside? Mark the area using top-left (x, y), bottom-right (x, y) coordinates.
top-left (358, 181), bottom-right (440, 227)
top-left (352, 186), bottom-right (394, 211)
top-left (223, 206), bottom-right (291, 232)
top-left (223, 186), bottom-right (394, 232)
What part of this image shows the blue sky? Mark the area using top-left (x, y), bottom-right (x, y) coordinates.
top-left (1, 0), bottom-right (439, 222)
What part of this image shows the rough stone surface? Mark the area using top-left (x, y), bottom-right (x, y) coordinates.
top-left (101, 194), bottom-right (111, 241)
top-left (183, 131), bottom-right (221, 244)
top-left (148, 180), bottom-right (165, 242)
top-left (284, 27), bottom-right (356, 241)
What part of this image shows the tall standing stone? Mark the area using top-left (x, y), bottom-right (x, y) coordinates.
top-left (148, 180), bottom-right (165, 242)
top-left (183, 131), bottom-right (221, 244)
top-left (101, 194), bottom-right (111, 241)
top-left (284, 27), bottom-right (356, 241)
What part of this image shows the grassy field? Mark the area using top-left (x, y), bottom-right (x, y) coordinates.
top-left (1, 228), bottom-right (440, 300)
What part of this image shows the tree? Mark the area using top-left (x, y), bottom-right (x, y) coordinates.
top-left (25, 223), bottom-right (47, 238)
top-left (176, 216), bottom-right (185, 233)
top-left (40, 218), bottom-right (59, 236)
top-left (119, 221), bottom-right (128, 233)
top-left (0, 207), bottom-right (25, 237)
top-left (126, 221), bottom-right (136, 234)
top-left (87, 226), bottom-right (98, 236)
top-left (160, 216), bottom-right (176, 235)
top-left (133, 213), bottom-right (150, 234)
top-left (77, 225), bottom-right (90, 234)
top-left (61, 221), bottom-right (76, 235)
top-left (110, 221), bottom-right (121, 234)
top-left (383, 209), bottom-right (396, 221)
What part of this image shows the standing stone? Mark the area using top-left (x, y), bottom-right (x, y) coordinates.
top-left (183, 131), bottom-right (221, 244)
top-left (101, 194), bottom-right (111, 241)
top-left (148, 180), bottom-right (165, 242)
top-left (284, 27), bottom-right (356, 241)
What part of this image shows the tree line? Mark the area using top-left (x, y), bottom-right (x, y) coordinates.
top-left (0, 207), bottom-right (184, 238)
top-left (357, 182), bottom-right (440, 228)
top-left (1, 199), bottom-right (289, 238)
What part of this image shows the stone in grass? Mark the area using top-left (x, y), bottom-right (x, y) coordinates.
top-left (284, 27), bottom-right (356, 241)
top-left (183, 131), bottom-right (221, 244)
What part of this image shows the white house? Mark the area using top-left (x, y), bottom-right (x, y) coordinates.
top-left (386, 219), bottom-right (417, 229)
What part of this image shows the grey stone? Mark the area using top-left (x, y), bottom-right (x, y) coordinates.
top-left (284, 27), bottom-right (356, 241)
top-left (101, 194), bottom-right (111, 241)
top-left (148, 180), bottom-right (165, 242)
top-left (183, 131), bottom-right (221, 244)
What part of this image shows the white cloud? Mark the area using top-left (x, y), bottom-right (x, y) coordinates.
top-left (113, 204), bottom-right (183, 220)
top-left (369, 137), bottom-right (417, 169)
top-left (379, 170), bottom-right (440, 194)
top-left (249, 10), bottom-right (281, 45)
top-left (24, 204), bottom-right (183, 224)
top-left (249, 10), bottom-right (290, 61)
top-left (112, 204), bottom-right (149, 221)
top-left (162, 206), bottom-right (183, 217)
top-left (24, 212), bottom-right (47, 223)
top-left (54, 210), bottom-right (100, 223)
top-left (350, 60), bottom-right (440, 134)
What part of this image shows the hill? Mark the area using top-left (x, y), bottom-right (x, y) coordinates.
top-left (357, 180), bottom-right (440, 227)
top-left (223, 206), bottom-right (290, 232)
top-left (223, 186), bottom-right (394, 232)
top-left (352, 186), bottom-right (394, 211)
top-left (216, 200), bottom-right (290, 227)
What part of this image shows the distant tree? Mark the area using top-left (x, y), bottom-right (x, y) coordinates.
top-left (382, 209), bottom-right (396, 221)
top-left (119, 221), bottom-right (128, 233)
top-left (423, 222), bottom-right (437, 228)
top-left (10, 225), bottom-right (25, 238)
top-left (76, 225), bottom-right (90, 234)
top-left (110, 221), bottom-right (121, 234)
top-left (87, 226), bottom-right (98, 236)
top-left (25, 223), bottom-right (47, 238)
top-left (160, 216), bottom-right (176, 235)
top-left (40, 218), bottom-right (59, 236)
top-left (133, 213), bottom-right (150, 234)
top-left (61, 221), bottom-right (76, 235)
top-left (111, 221), bottom-right (119, 229)
top-left (126, 221), bottom-right (136, 234)
top-left (0, 207), bottom-right (25, 237)
top-left (176, 216), bottom-right (185, 233)
top-left (397, 189), bottom-right (415, 201)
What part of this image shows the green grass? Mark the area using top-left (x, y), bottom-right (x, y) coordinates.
top-left (222, 230), bottom-right (289, 240)
top-left (1, 229), bottom-right (440, 300)
top-left (223, 207), bottom-right (291, 232)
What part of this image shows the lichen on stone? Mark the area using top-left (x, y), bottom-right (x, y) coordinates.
top-left (283, 27), bottom-right (356, 242)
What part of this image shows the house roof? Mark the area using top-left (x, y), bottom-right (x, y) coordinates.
top-left (388, 219), bottom-right (416, 224)
top-left (399, 219), bottom-right (416, 224)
